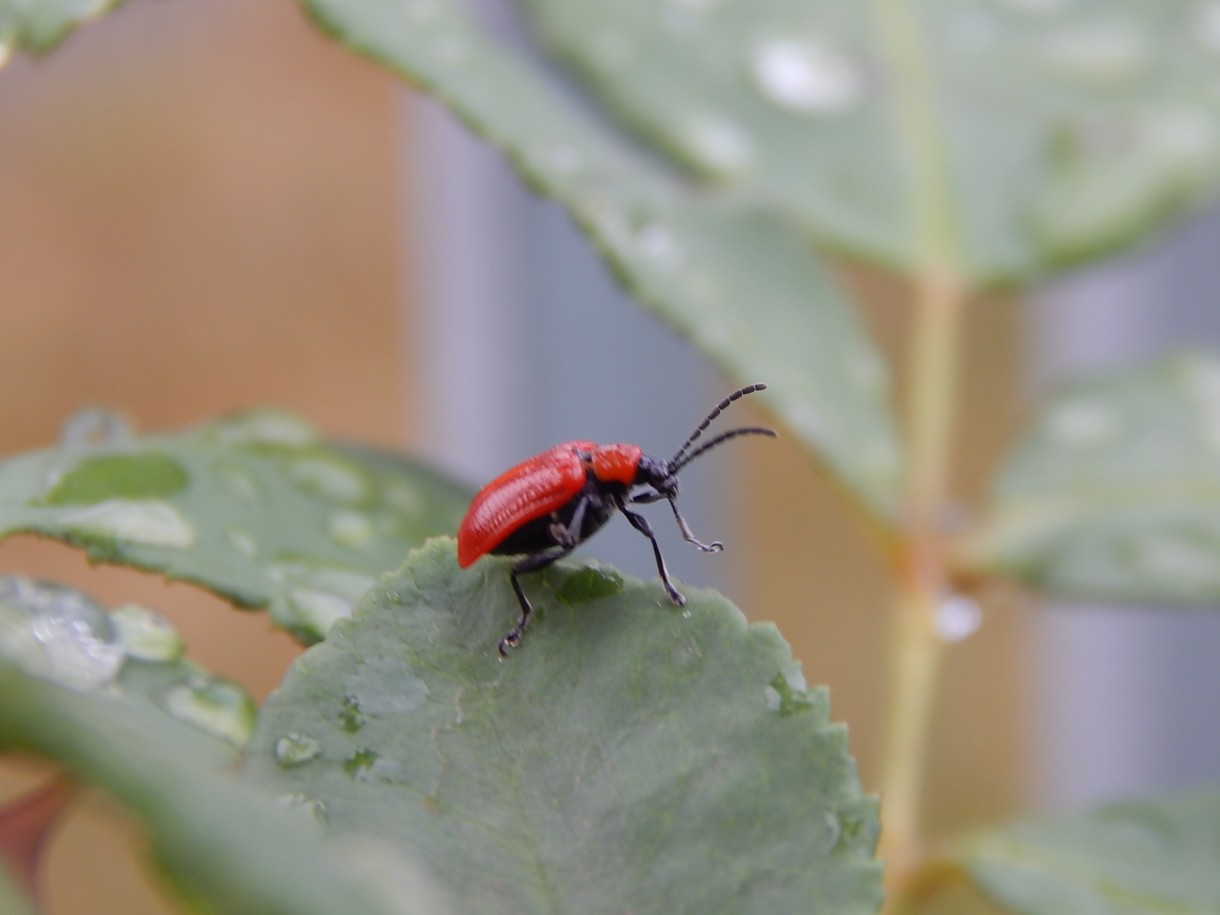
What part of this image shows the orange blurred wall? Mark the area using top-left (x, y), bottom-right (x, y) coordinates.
top-left (0, 2), bottom-right (409, 911)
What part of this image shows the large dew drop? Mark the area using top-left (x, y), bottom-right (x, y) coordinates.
top-left (750, 39), bottom-right (865, 114)
top-left (0, 577), bottom-right (125, 690)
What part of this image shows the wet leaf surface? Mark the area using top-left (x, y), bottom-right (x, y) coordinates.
top-left (965, 352), bottom-right (1220, 604)
top-left (0, 411), bottom-right (470, 642)
top-left (246, 538), bottom-right (881, 915)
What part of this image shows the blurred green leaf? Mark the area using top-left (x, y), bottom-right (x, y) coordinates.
top-left (0, 411), bottom-right (470, 642)
top-left (0, 575), bottom-right (253, 753)
top-left (301, 0), bottom-right (902, 518)
top-left (245, 538), bottom-right (881, 915)
top-left (0, 662), bottom-right (448, 915)
top-left (959, 788), bottom-right (1220, 915)
top-left (522, 0), bottom-right (1220, 281)
top-left (0, 865), bottom-right (36, 915)
top-left (0, 0), bottom-right (132, 61)
top-left (964, 352), bottom-right (1220, 603)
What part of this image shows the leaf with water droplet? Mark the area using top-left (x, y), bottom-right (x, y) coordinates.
top-left (298, 0), bottom-right (902, 519)
top-left (0, 412), bottom-right (471, 643)
top-left (516, 0), bottom-right (1220, 279)
top-left (958, 788), bottom-right (1220, 915)
top-left (0, 662), bottom-right (448, 915)
top-left (244, 538), bottom-right (881, 915)
top-left (111, 603), bottom-right (184, 662)
top-left (963, 352), bottom-right (1220, 605)
top-left (0, 576), bottom-right (257, 755)
top-left (275, 733), bottom-right (324, 768)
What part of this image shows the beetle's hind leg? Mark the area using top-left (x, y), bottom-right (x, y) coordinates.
top-left (499, 496), bottom-right (590, 656)
top-left (501, 547), bottom-right (572, 656)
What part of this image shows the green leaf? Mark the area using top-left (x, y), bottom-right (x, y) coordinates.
top-left (0, 865), bottom-right (36, 915)
top-left (0, 577), bottom-right (445, 911)
top-left (0, 662), bottom-right (449, 915)
top-left (959, 788), bottom-right (1220, 915)
top-left (244, 538), bottom-right (881, 915)
top-left (0, 0), bottom-right (132, 62)
top-left (300, 0), bottom-right (902, 518)
top-left (963, 352), bottom-right (1220, 603)
top-left (0, 410), bottom-right (470, 642)
top-left (520, 0), bottom-right (1220, 281)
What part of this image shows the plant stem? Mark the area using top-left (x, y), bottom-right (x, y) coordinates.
top-left (866, 0), bottom-right (970, 908)
top-left (878, 269), bottom-right (967, 908)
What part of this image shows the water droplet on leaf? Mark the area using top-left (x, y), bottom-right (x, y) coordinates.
top-left (225, 528), bottom-right (258, 558)
top-left (272, 564), bottom-right (374, 640)
top-left (0, 577), bottom-right (125, 690)
top-left (633, 224), bottom-right (684, 271)
top-left (278, 793), bottom-right (330, 825)
top-left (329, 510), bottom-right (375, 549)
top-left (751, 39), bottom-right (865, 114)
top-left (339, 694), bottom-right (366, 733)
top-left (344, 747), bottom-right (380, 780)
top-left (59, 500), bottom-right (195, 548)
top-left (210, 410), bottom-right (317, 447)
top-left (679, 115), bottom-right (754, 176)
top-left (287, 455), bottom-right (370, 505)
top-left (59, 409), bottom-right (132, 450)
top-left (160, 675), bottom-right (255, 747)
top-left (274, 733), bottom-right (323, 768)
top-left (111, 603), bottom-right (183, 662)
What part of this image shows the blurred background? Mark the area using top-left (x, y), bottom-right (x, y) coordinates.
top-left (1, 1), bottom-right (1218, 912)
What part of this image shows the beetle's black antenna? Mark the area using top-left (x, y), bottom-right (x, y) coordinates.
top-left (667, 383), bottom-right (768, 470)
top-left (669, 426), bottom-right (777, 475)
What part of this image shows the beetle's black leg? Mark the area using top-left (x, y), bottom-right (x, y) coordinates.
top-left (549, 490), bottom-right (590, 549)
top-left (614, 493), bottom-right (685, 606)
top-left (501, 495), bottom-right (589, 656)
top-left (667, 497), bottom-right (723, 553)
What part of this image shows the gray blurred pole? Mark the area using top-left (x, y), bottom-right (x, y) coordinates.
top-left (1027, 210), bottom-right (1220, 810)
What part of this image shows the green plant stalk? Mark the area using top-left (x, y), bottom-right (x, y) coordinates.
top-left (866, 0), bottom-right (969, 908)
top-left (879, 269), bottom-right (967, 908)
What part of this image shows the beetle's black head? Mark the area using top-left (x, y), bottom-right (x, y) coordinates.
top-left (634, 454), bottom-right (678, 499)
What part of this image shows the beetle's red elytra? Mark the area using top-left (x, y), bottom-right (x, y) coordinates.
top-left (457, 384), bottom-right (776, 656)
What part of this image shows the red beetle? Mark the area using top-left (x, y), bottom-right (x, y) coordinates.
top-left (457, 384), bottom-right (775, 655)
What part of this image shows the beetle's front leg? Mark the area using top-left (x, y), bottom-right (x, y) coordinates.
top-left (614, 493), bottom-right (685, 606)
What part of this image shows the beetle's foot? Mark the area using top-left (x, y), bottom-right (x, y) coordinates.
top-left (666, 586), bottom-right (687, 607)
top-left (498, 628), bottom-right (523, 657)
